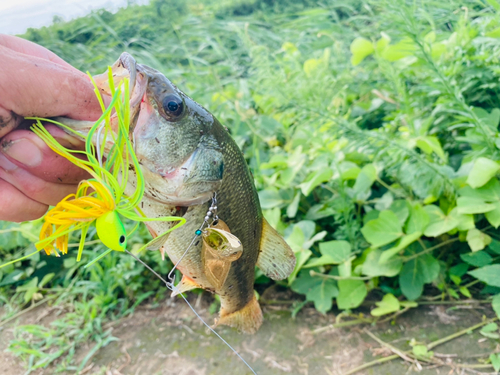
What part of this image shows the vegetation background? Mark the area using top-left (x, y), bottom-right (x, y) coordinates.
top-left (2, 0), bottom-right (500, 371)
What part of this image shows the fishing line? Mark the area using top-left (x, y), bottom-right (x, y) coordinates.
top-left (124, 249), bottom-right (258, 375)
top-left (166, 193), bottom-right (218, 283)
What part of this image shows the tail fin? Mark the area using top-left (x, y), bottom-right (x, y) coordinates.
top-left (216, 295), bottom-right (263, 334)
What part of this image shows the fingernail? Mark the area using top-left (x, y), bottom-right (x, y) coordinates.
top-left (2, 138), bottom-right (43, 167)
top-left (0, 153), bottom-right (17, 171)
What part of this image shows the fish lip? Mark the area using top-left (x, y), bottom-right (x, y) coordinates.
top-left (156, 148), bottom-right (197, 180)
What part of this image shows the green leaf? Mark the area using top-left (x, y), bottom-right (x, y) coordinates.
top-left (381, 38), bottom-right (416, 61)
top-left (459, 179), bottom-right (500, 202)
top-left (319, 240), bottom-right (351, 264)
top-left (379, 231), bottom-right (422, 264)
top-left (399, 260), bottom-right (424, 301)
top-left (412, 345), bottom-right (433, 359)
top-left (286, 225), bottom-right (306, 252)
top-left (361, 210), bottom-right (403, 248)
top-left (287, 248), bottom-right (312, 285)
top-left (489, 239), bottom-right (500, 255)
top-left (38, 273), bottom-right (55, 288)
top-left (416, 136), bottom-right (445, 161)
top-left (450, 274), bottom-right (461, 286)
top-left (482, 322), bottom-right (498, 332)
top-left (423, 205), bottom-right (459, 237)
top-left (468, 264), bottom-right (500, 287)
top-left (480, 323), bottom-right (499, 339)
top-left (299, 169), bottom-right (333, 196)
top-left (375, 32), bottom-right (390, 52)
top-left (390, 200), bottom-right (409, 226)
top-left (350, 37), bottom-right (374, 66)
top-left (258, 188), bottom-right (284, 209)
top-left (352, 164), bottom-right (377, 199)
top-left (361, 249), bottom-right (403, 277)
top-left (303, 58), bottom-right (322, 76)
top-left (490, 353), bottom-right (500, 373)
top-left (302, 255), bottom-right (336, 268)
top-left (23, 287), bottom-right (38, 304)
top-left (287, 192), bottom-right (301, 219)
top-left (421, 254), bottom-right (440, 283)
top-left (16, 277), bottom-right (38, 292)
top-left (291, 271), bottom-right (338, 314)
top-left (260, 155), bottom-right (288, 169)
top-left (0, 222), bottom-right (32, 251)
top-left (485, 201), bottom-right (500, 228)
top-left (405, 202), bottom-right (429, 234)
top-left (467, 157), bottom-right (500, 188)
top-left (338, 259), bottom-right (351, 277)
top-left (291, 270), bottom-right (319, 295)
top-left (371, 293), bottom-right (400, 316)
top-left (337, 279), bottom-right (367, 310)
top-left (492, 294), bottom-right (500, 319)
top-left (450, 263), bottom-right (469, 277)
top-left (449, 208), bottom-right (475, 231)
top-left (364, 209), bottom-right (380, 224)
top-left (64, 258), bottom-right (76, 268)
top-left (307, 278), bottom-right (338, 314)
top-left (305, 204), bottom-right (335, 220)
top-left (460, 251), bottom-right (492, 267)
top-left (486, 0), bottom-right (500, 11)
top-left (459, 286), bottom-right (471, 298)
top-left (456, 197), bottom-right (496, 214)
top-left (466, 228), bottom-right (492, 252)
top-left (339, 161), bottom-right (360, 180)
top-left (399, 255), bottom-right (439, 300)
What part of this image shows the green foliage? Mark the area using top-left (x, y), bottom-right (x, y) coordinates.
top-left (4, 0), bottom-right (500, 368)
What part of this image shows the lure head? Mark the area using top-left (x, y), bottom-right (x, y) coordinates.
top-left (95, 211), bottom-right (127, 251)
top-left (91, 53), bottom-right (225, 207)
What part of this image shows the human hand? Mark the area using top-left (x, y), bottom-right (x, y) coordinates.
top-left (0, 35), bottom-right (102, 222)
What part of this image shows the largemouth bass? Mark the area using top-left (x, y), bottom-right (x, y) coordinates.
top-left (61, 53), bottom-right (295, 334)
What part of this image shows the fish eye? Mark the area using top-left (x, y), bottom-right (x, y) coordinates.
top-left (162, 94), bottom-right (184, 117)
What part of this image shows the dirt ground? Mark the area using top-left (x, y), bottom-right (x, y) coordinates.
top-left (0, 295), bottom-right (497, 375)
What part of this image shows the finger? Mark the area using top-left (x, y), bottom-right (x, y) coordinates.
top-left (0, 45), bottom-right (102, 122)
top-left (0, 127), bottom-right (89, 184)
top-left (0, 105), bottom-right (22, 138)
top-left (0, 179), bottom-right (47, 222)
top-left (0, 153), bottom-right (78, 206)
top-left (0, 34), bottom-right (73, 68)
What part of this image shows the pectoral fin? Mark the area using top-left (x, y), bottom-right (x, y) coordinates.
top-left (171, 275), bottom-right (202, 297)
top-left (256, 218), bottom-right (296, 280)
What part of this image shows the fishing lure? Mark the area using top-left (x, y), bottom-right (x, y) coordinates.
top-left (0, 70), bottom-right (185, 269)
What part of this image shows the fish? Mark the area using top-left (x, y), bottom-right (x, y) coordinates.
top-left (59, 53), bottom-right (296, 334)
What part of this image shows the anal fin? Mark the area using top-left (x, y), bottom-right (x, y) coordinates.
top-left (171, 275), bottom-right (202, 297)
top-left (256, 218), bottom-right (296, 280)
top-left (216, 295), bottom-right (263, 334)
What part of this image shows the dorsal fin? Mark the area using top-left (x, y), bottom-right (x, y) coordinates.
top-left (256, 218), bottom-right (296, 280)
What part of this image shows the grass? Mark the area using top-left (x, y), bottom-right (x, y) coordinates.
top-left (2, 0), bottom-right (500, 371)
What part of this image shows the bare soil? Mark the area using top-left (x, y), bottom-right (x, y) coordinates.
top-left (0, 294), bottom-right (497, 375)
